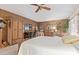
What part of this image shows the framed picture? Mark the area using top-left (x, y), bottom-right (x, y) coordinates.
top-left (24, 24), bottom-right (32, 31)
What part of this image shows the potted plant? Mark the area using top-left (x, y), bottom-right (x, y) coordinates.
top-left (63, 19), bottom-right (69, 32)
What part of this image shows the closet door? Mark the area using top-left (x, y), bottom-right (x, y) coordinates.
top-left (0, 29), bottom-right (3, 44)
top-left (18, 19), bottom-right (23, 41)
top-left (7, 19), bottom-right (13, 45)
top-left (12, 20), bottom-right (18, 44)
top-left (7, 19), bottom-right (23, 44)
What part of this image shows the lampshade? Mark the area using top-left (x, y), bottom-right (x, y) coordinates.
top-left (52, 26), bottom-right (57, 30)
top-left (0, 20), bottom-right (6, 29)
top-left (51, 25), bottom-right (57, 32)
top-left (36, 26), bottom-right (38, 31)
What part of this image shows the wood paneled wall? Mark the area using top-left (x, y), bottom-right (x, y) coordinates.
top-left (39, 20), bottom-right (67, 31)
top-left (38, 19), bottom-right (68, 36)
top-left (0, 9), bottom-right (37, 45)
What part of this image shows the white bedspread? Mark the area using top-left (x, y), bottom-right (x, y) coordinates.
top-left (18, 36), bottom-right (79, 55)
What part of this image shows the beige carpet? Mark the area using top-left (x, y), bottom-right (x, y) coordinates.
top-left (0, 44), bottom-right (18, 55)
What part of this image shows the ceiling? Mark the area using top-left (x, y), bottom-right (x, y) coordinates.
top-left (0, 4), bottom-right (78, 22)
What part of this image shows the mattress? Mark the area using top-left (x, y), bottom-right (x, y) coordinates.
top-left (18, 36), bottom-right (79, 55)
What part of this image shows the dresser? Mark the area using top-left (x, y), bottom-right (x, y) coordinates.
top-left (44, 31), bottom-right (53, 36)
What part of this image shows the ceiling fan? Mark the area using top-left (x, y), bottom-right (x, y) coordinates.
top-left (30, 4), bottom-right (51, 13)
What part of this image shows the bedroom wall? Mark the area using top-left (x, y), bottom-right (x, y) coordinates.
top-left (38, 19), bottom-right (68, 36)
top-left (0, 9), bottom-right (37, 45)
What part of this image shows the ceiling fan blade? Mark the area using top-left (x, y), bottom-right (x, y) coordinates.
top-left (30, 4), bottom-right (51, 13)
top-left (31, 4), bottom-right (39, 6)
top-left (41, 6), bottom-right (51, 10)
top-left (35, 7), bottom-right (40, 13)
top-left (40, 4), bottom-right (45, 5)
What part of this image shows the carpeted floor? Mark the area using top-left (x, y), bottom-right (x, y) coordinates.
top-left (0, 44), bottom-right (18, 55)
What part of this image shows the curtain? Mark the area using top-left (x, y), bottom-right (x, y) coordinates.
top-left (68, 15), bottom-right (79, 36)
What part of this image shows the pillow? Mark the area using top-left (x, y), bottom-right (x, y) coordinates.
top-left (62, 35), bottom-right (79, 44)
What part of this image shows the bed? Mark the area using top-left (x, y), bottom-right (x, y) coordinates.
top-left (18, 36), bottom-right (79, 55)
